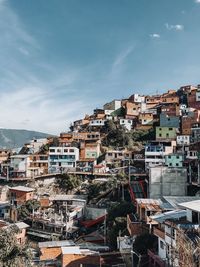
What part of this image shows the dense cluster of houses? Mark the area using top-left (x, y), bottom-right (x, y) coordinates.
top-left (0, 84), bottom-right (200, 266)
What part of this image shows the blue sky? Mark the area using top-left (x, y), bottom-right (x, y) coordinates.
top-left (0, 0), bottom-right (200, 134)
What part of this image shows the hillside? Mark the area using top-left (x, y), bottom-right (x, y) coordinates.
top-left (0, 129), bottom-right (52, 149)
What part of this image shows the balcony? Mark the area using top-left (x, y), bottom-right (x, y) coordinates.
top-left (153, 227), bottom-right (165, 239)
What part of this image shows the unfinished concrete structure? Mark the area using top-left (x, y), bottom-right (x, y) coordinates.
top-left (149, 166), bottom-right (187, 198)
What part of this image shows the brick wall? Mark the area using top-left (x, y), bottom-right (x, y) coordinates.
top-left (40, 247), bottom-right (62, 261)
top-left (62, 254), bottom-right (100, 267)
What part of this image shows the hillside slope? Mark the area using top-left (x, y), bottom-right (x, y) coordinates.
top-left (0, 129), bottom-right (52, 149)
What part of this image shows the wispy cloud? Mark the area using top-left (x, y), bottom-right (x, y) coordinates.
top-left (165, 23), bottom-right (184, 31)
top-left (150, 33), bottom-right (160, 38)
top-left (0, 1), bottom-right (95, 134)
top-left (195, 0), bottom-right (200, 3)
top-left (113, 45), bottom-right (134, 67)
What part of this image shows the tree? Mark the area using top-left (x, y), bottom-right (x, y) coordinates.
top-left (133, 233), bottom-right (157, 254)
top-left (56, 173), bottom-right (81, 193)
top-left (107, 217), bottom-right (128, 249)
top-left (0, 226), bottom-right (32, 267)
top-left (18, 199), bottom-right (40, 220)
top-left (107, 201), bottom-right (135, 222)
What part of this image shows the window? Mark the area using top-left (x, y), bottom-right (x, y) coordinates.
top-left (168, 155), bottom-right (171, 159)
top-left (108, 153), bottom-right (112, 156)
top-left (169, 128), bottom-right (173, 131)
top-left (160, 240), bottom-right (164, 249)
top-left (69, 149), bottom-right (74, 153)
top-left (49, 149), bottom-right (55, 153)
top-left (176, 163), bottom-right (179, 166)
top-left (176, 156), bottom-right (179, 159)
top-left (166, 133), bottom-right (169, 137)
top-left (192, 211), bottom-right (199, 224)
top-left (171, 228), bottom-right (175, 238)
top-left (169, 163), bottom-right (172, 166)
top-left (159, 134), bottom-right (162, 137)
top-left (57, 149), bottom-right (61, 153)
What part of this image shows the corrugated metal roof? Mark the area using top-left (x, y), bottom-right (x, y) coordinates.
top-left (150, 210), bottom-right (187, 223)
top-left (61, 246), bottom-right (98, 255)
top-left (39, 240), bottom-right (75, 248)
top-left (9, 186), bottom-right (34, 192)
top-left (161, 196), bottom-right (200, 209)
top-left (178, 200), bottom-right (200, 212)
top-left (51, 194), bottom-right (87, 201)
top-left (136, 198), bottom-right (161, 205)
top-left (15, 222), bottom-right (30, 229)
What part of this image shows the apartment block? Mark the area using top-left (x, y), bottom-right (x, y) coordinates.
top-left (48, 147), bottom-right (79, 173)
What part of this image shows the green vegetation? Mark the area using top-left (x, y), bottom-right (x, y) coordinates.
top-left (18, 199), bottom-right (40, 220)
top-left (133, 233), bottom-right (157, 254)
top-left (102, 120), bottom-right (154, 149)
top-left (56, 173), bottom-right (82, 193)
top-left (107, 201), bottom-right (135, 222)
top-left (107, 201), bottom-right (135, 249)
top-left (0, 129), bottom-right (51, 149)
top-left (107, 217), bottom-right (128, 249)
top-left (0, 226), bottom-right (32, 267)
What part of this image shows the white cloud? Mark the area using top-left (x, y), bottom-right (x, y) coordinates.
top-left (165, 23), bottom-right (184, 31)
top-left (195, 0), bottom-right (200, 3)
top-left (150, 33), bottom-right (160, 38)
top-left (0, 1), bottom-right (94, 134)
top-left (113, 45), bottom-right (134, 67)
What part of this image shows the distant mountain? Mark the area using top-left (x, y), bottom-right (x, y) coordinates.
top-left (0, 128), bottom-right (52, 149)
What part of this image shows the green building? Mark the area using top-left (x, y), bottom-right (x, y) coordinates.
top-left (156, 127), bottom-right (177, 140)
top-left (165, 154), bottom-right (183, 167)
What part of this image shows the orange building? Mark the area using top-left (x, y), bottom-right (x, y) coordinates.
top-left (29, 154), bottom-right (48, 176)
top-left (39, 240), bottom-right (76, 262)
top-left (125, 101), bottom-right (142, 117)
top-left (138, 113), bottom-right (154, 125)
top-left (9, 186), bottom-right (34, 206)
top-left (14, 222), bottom-right (29, 244)
top-left (61, 247), bottom-right (100, 267)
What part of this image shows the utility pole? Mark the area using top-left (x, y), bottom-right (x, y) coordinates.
top-left (122, 182), bottom-right (124, 201)
top-left (6, 165), bottom-right (9, 182)
top-left (104, 209), bottom-right (107, 246)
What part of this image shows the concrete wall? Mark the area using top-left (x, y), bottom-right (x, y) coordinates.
top-left (149, 166), bottom-right (187, 198)
top-left (85, 207), bottom-right (106, 220)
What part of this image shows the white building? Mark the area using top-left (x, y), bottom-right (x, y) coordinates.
top-left (28, 138), bottom-right (48, 154)
top-left (119, 119), bottom-right (133, 131)
top-left (89, 119), bottom-right (106, 126)
top-left (176, 135), bottom-right (190, 145)
top-left (145, 141), bottom-right (176, 169)
top-left (179, 199), bottom-right (200, 224)
top-left (103, 100), bottom-right (121, 111)
top-left (48, 147), bottom-right (79, 173)
top-left (151, 210), bottom-right (187, 266)
top-left (196, 89), bottom-right (200, 101)
top-left (10, 155), bottom-right (31, 178)
top-left (133, 94), bottom-right (145, 103)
